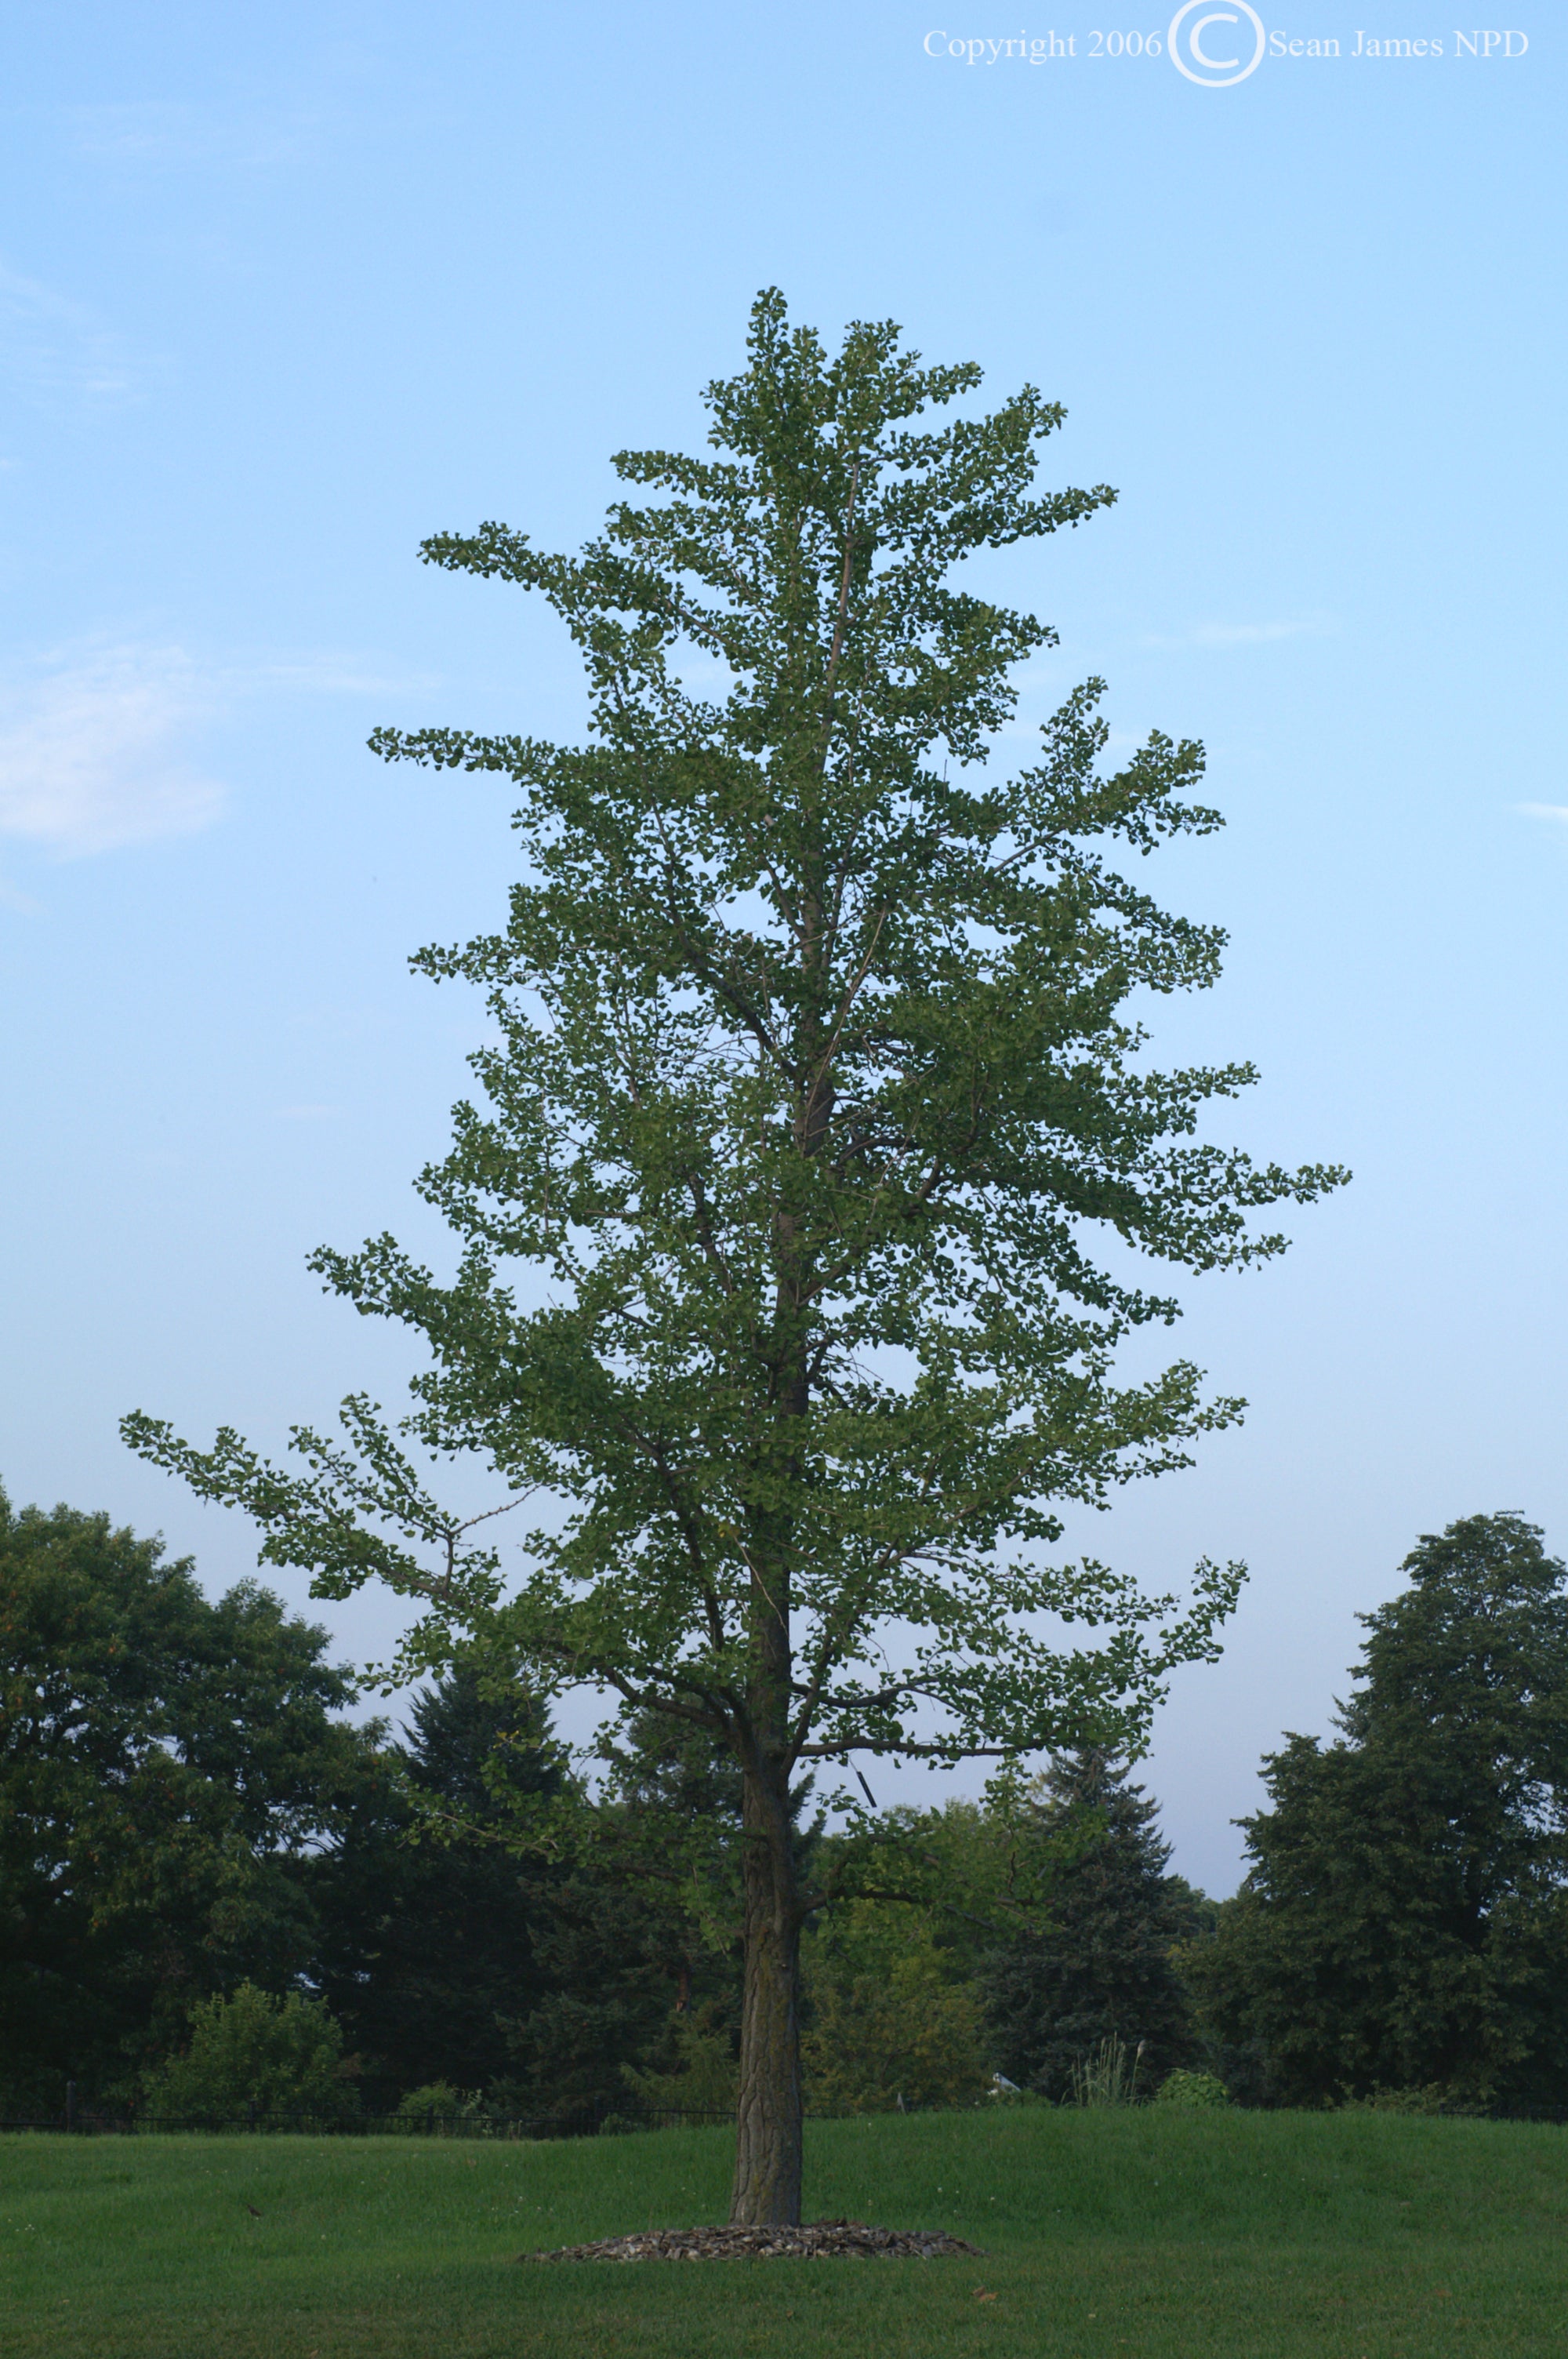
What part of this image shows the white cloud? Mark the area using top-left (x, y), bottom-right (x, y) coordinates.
top-left (0, 639), bottom-right (442, 863)
top-left (1142, 616), bottom-right (1336, 651)
top-left (0, 261), bottom-right (152, 405)
top-left (1517, 803), bottom-right (1568, 824)
top-left (0, 647), bottom-right (223, 855)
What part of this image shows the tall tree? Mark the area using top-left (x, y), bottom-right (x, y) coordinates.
top-left (461, 1699), bottom-right (749, 2121)
top-left (310, 1677), bottom-right (753, 2117)
top-left (0, 1485), bottom-right (372, 2112)
top-left (982, 1750), bottom-right (1203, 2097)
top-left (303, 1661), bottom-right (565, 2102)
top-left (1186, 1513), bottom-right (1568, 2109)
top-left (126, 290), bottom-right (1342, 2221)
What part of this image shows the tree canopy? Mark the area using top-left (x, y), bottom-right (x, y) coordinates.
top-left (303, 1660), bottom-right (564, 2104)
top-left (0, 1485), bottom-right (374, 2113)
top-left (126, 289), bottom-right (1343, 2219)
top-left (1186, 1512), bottom-right (1568, 2110)
top-left (983, 1750), bottom-right (1206, 2099)
top-left (141, 1982), bottom-right (358, 2123)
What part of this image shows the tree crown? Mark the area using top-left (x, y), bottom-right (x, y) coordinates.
top-left (125, 290), bottom-right (1344, 1801)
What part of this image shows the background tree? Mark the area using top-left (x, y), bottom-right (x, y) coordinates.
top-left (0, 1485), bottom-right (374, 2114)
top-left (140, 1983), bottom-right (358, 2121)
top-left (801, 1898), bottom-right (991, 2114)
top-left (310, 1677), bottom-right (753, 2121)
top-left (1185, 1513), bottom-right (1568, 2110)
top-left (494, 1710), bottom-right (750, 2121)
top-left (303, 1660), bottom-right (565, 2104)
top-left (127, 289), bottom-right (1343, 2222)
top-left (982, 1749), bottom-right (1206, 2099)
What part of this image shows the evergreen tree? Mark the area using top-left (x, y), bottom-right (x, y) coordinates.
top-left (983, 1750), bottom-right (1202, 2097)
top-left (495, 1710), bottom-right (749, 2120)
top-left (1186, 1513), bottom-right (1568, 2110)
top-left (311, 1678), bottom-right (751, 2117)
top-left (493, 1868), bottom-right (706, 2121)
top-left (304, 1660), bottom-right (564, 2102)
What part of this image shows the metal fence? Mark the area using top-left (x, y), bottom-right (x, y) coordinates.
top-left (13, 2088), bottom-right (1560, 2137)
top-left (0, 2089), bottom-right (739, 2139)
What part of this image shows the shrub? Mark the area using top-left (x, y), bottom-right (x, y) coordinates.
top-left (1340, 2083), bottom-right (1478, 2116)
top-left (141, 1983), bottom-right (358, 2121)
top-left (1155, 2067), bottom-right (1231, 2107)
top-left (391, 2080), bottom-right (492, 2132)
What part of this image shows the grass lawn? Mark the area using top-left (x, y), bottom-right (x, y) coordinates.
top-left (4, 2106), bottom-right (1567, 2357)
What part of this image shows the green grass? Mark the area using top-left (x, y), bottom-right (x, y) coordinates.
top-left (5, 2106), bottom-right (1568, 2357)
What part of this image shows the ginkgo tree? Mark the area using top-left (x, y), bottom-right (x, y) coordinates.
top-left (126, 290), bottom-right (1344, 2224)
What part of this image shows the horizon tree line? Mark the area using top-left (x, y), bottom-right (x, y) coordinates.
top-left (5, 1480), bottom-right (1566, 2124)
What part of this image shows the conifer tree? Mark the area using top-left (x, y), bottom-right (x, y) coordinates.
top-left (310, 1674), bottom-right (750, 2117)
top-left (305, 1662), bottom-right (563, 2101)
top-left (984, 1750), bottom-right (1202, 2095)
top-left (126, 291), bottom-right (1341, 2221)
top-left (495, 1708), bottom-right (751, 2121)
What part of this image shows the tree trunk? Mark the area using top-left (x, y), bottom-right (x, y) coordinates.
top-left (731, 932), bottom-right (822, 2227)
top-left (730, 1761), bottom-right (804, 2224)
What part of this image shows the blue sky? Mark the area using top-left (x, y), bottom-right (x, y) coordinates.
top-left (1, 2), bottom-right (1560, 1891)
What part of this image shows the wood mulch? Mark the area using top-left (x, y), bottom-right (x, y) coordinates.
top-left (524, 2217), bottom-right (985, 2263)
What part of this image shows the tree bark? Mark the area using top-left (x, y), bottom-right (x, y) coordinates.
top-left (729, 856), bottom-right (822, 2227)
top-left (730, 1757), bottom-right (804, 2224)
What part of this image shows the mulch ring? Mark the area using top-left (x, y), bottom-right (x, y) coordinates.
top-left (524, 2217), bottom-right (985, 2263)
